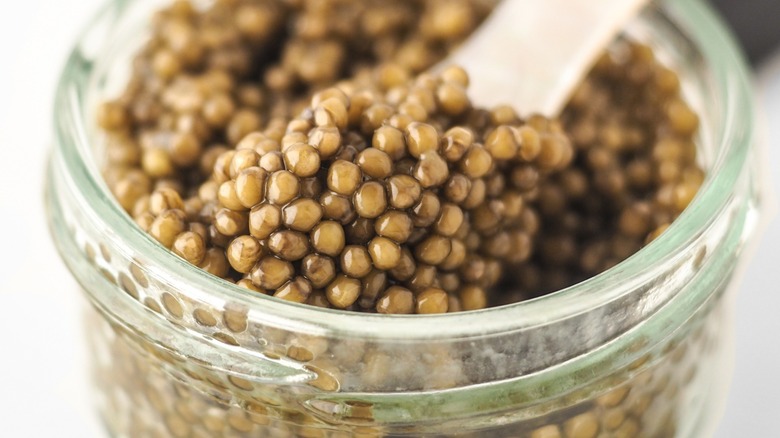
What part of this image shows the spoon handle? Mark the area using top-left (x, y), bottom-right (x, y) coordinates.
top-left (441, 0), bottom-right (649, 116)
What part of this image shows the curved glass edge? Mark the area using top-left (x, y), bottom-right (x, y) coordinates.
top-left (51, 0), bottom-right (756, 340)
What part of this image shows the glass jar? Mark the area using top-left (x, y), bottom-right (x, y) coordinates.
top-left (47, 0), bottom-right (763, 437)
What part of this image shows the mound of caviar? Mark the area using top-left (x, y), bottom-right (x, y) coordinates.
top-left (136, 66), bottom-right (574, 313)
top-left (99, 0), bottom-right (704, 314)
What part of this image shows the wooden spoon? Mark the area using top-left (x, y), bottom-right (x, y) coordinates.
top-left (439, 0), bottom-right (650, 116)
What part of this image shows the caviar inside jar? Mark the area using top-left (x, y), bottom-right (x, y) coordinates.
top-left (48, 2), bottom-right (757, 438)
top-left (99, 0), bottom-right (703, 314)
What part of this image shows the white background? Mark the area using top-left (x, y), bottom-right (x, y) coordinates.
top-left (0, 1), bottom-right (778, 436)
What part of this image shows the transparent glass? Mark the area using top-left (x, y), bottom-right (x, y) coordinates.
top-left (47, 0), bottom-right (762, 437)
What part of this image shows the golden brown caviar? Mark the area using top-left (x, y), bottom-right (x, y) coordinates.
top-left (326, 275), bottom-right (362, 309)
top-left (505, 41), bottom-right (705, 299)
top-left (226, 235), bottom-right (262, 274)
top-left (101, 0), bottom-right (702, 315)
top-left (340, 246), bottom-right (374, 279)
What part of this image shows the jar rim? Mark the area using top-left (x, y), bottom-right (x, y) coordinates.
top-left (53, 0), bottom-right (754, 339)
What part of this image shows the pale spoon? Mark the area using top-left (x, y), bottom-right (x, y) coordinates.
top-left (439, 0), bottom-right (650, 116)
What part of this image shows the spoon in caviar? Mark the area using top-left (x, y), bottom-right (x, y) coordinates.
top-left (440, 0), bottom-right (650, 116)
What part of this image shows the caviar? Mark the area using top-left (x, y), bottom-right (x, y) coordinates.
top-left (99, 0), bottom-right (703, 315)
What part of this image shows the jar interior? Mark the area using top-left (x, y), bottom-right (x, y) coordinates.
top-left (48, 0), bottom-right (756, 435)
